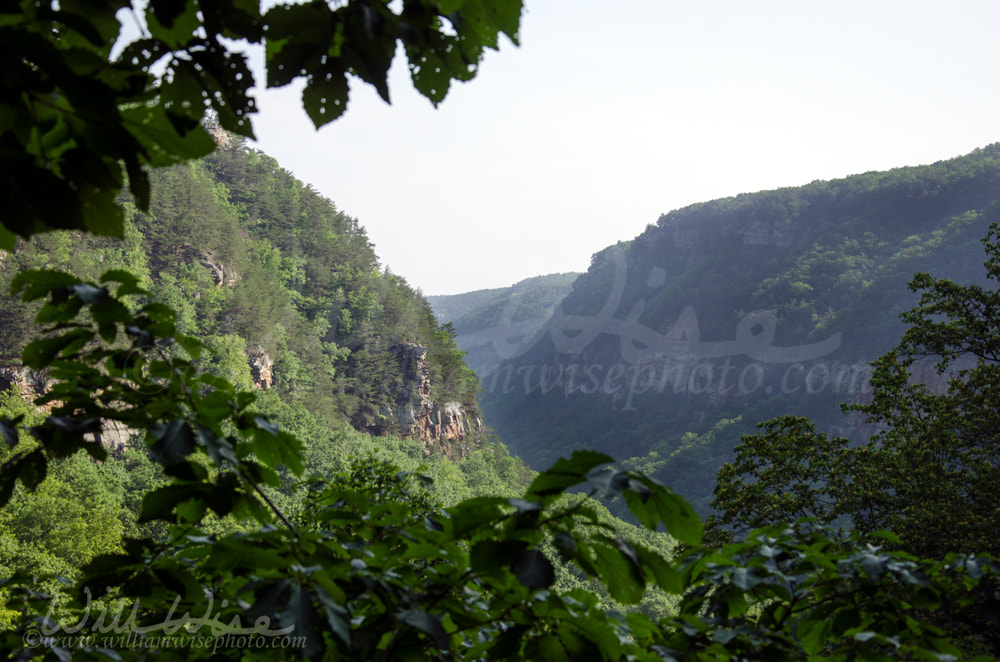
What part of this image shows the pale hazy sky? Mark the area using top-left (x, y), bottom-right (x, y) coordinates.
top-left (248, 1), bottom-right (1000, 295)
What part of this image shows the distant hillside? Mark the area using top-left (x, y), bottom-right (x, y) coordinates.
top-left (428, 273), bottom-right (579, 374)
top-left (427, 286), bottom-right (512, 324)
top-left (480, 144), bottom-right (1000, 514)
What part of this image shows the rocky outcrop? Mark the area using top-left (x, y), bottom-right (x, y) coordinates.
top-left (92, 420), bottom-right (137, 454)
top-left (358, 343), bottom-right (482, 457)
top-left (206, 122), bottom-right (233, 148)
top-left (737, 219), bottom-right (795, 247)
top-left (0, 365), bottom-right (52, 406)
top-left (0, 365), bottom-right (138, 452)
top-left (200, 252), bottom-right (239, 287)
top-left (247, 344), bottom-right (274, 389)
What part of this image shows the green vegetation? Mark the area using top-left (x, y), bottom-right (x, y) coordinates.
top-left (0, 0), bottom-right (521, 248)
top-left (428, 272), bottom-right (580, 334)
top-left (428, 272), bottom-right (580, 374)
top-left (0, 143), bottom-right (480, 427)
top-left (710, 225), bottom-right (1000, 557)
top-left (3, 0), bottom-right (1000, 658)
top-left (0, 270), bottom-right (997, 659)
top-left (482, 146), bottom-right (1000, 514)
top-left (708, 225), bottom-right (1000, 652)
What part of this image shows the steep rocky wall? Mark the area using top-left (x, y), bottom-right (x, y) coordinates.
top-left (358, 343), bottom-right (482, 457)
top-left (246, 345), bottom-right (274, 389)
top-left (0, 365), bottom-right (52, 406)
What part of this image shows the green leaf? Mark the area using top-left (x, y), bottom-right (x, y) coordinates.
top-left (277, 585), bottom-right (322, 657)
top-left (250, 416), bottom-right (304, 476)
top-left (301, 68), bottom-right (350, 128)
top-left (526, 450), bottom-right (614, 498)
top-left (407, 50), bottom-right (452, 106)
top-left (314, 585), bottom-right (350, 646)
top-left (0, 225), bottom-right (14, 251)
top-left (623, 476), bottom-right (703, 546)
top-left (100, 269), bottom-right (150, 297)
top-left (139, 483), bottom-right (206, 522)
top-left (634, 543), bottom-right (683, 593)
top-left (591, 541), bottom-right (644, 604)
top-left (0, 417), bottom-right (21, 449)
top-left (448, 496), bottom-right (508, 537)
top-left (10, 270), bottom-right (82, 302)
top-left (798, 617), bottom-right (833, 655)
top-left (147, 0), bottom-right (202, 47)
top-left (79, 189), bottom-right (125, 237)
top-left (210, 538), bottom-right (289, 572)
top-left (397, 609), bottom-right (449, 650)
top-left (122, 105), bottom-right (216, 166)
top-left (470, 539), bottom-right (527, 574)
top-left (533, 633), bottom-right (567, 662)
top-left (149, 420), bottom-right (196, 465)
top-left (21, 331), bottom-right (93, 368)
top-left (512, 548), bottom-right (555, 590)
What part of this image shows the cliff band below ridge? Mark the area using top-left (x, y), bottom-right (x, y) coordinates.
top-left (358, 343), bottom-right (482, 457)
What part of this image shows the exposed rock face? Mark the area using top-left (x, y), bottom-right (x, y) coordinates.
top-left (247, 345), bottom-right (274, 389)
top-left (737, 219), bottom-right (795, 247)
top-left (206, 122), bottom-right (233, 148)
top-left (200, 252), bottom-right (238, 287)
top-left (93, 420), bottom-right (137, 454)
top-left (359, 343), bottom-right (482, 457)
top-left (0, 365), bottom-right (52, 406)
top-left (0, 365), bottom-right (138, 452)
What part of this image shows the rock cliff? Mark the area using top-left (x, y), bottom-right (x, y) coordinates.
top-left (246, 345), bottom-right (274, 389)
top-left (0, 365), bottom-right (51, 405)
top-left (0, 365), bottom-right (137, 452)
top-left (358, 343), bottom-right (482, 457)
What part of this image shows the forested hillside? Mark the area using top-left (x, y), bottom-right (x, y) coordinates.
top-left (0, 133), bottom-right (480, 448)
top-left (428, 272), bottom-right (579, 374)
top-left (479, 144), bottom-right (1000, 513)
top-left (5, 0), bottom-right (1000, 654)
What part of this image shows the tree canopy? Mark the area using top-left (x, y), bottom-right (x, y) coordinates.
top-left (709, 226), bottom-right (1000, 650)
top-left (4, 0), bottom-right (1000, 659)
top-left (0, 0), bottom-right (522, 247)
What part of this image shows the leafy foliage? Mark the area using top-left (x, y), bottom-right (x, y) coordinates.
top-left (709, 225), bottom-right (1000, 652)
top-left (0, 144), bottom-right (481, 430)
top-left (3, 271), bottom-right (999, 659)
top-left (0, 0), bottom-right (522, 248)
top-left (710, 226), bottom-right (1000, 557)
top-left (428, 272), bottom-right (581, 374)
top-left (4, 0), bottom-right (1000, 657)
top-left (481, 146), bottom-right (1000, 513)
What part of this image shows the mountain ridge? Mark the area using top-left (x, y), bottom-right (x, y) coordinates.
top-left (0, 135), bottom-right (483, 455)
top-left (459, 143), bottom-right (1000, 513)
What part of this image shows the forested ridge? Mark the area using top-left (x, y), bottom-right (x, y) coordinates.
top-left (428, 272), bottom-right (579, 374)
top-left (1, 133), bottom-right (479, 433)
top-left (478, 144), bottom-right (1000, 514)
top-left (428, 273), bottom-right (580, 333)
top-left (3, 0), bottom-right (1000, 657)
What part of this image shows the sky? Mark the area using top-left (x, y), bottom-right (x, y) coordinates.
top-left (247, 0), bottom-right (1000, 296)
